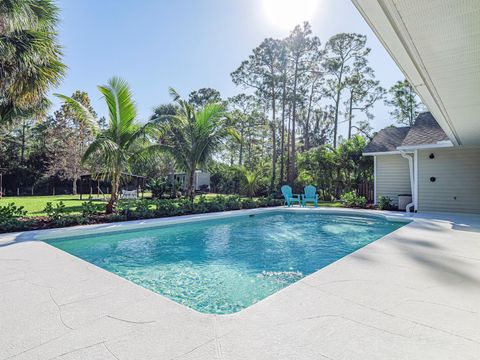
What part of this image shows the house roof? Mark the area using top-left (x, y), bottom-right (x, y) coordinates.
top-left (364, 127), bottom-right (410, 153)
top-left (401, 112), bottom-right (450, 146)
top-left (364, 112), bottom-right (450, 154)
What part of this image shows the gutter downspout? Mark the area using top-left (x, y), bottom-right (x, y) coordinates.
top-left (400, 150), bottom-right (415, 213)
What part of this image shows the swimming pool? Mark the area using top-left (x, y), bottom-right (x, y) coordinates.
top-left (48, 211), bottom-right (406, 314)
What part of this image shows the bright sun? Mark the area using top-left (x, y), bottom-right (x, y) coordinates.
top-left (262, 0), bottom-right (318, 30)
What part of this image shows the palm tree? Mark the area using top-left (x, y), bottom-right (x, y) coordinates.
top-left (151, 88), bottom-right (237, 201)
top-left (56, 77), bottom-right (156, 214)
top-left (0, 0), bottom-right (66, 124)
top-left (241, 166), bottom-right (266, 198)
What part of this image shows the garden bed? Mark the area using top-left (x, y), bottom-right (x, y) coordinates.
top-left (0, 195), bottom-right (284, 233)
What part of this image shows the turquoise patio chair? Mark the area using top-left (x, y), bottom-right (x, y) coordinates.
top-left (302, 185), bottom-right (318, 207)
top-left (281, 185), bottom-right (302, 207)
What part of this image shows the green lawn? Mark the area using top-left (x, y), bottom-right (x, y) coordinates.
top-left (0, 194), bottom-right (343, 217)
top-left (0, 195), bottom-right (107, 217)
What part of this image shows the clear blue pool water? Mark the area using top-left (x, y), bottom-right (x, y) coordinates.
top-left (48, 211), bottom-right (406, 314)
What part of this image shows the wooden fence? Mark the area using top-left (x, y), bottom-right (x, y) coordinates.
top-left (356, 182), bottom-right (374, 203)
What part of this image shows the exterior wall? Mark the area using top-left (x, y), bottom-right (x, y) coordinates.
top-left (417, 147), bottom-right (480, 213)
top-left (194, 172), bottom-right (210, 191)
top-left (375, 154), bottom-right (411, 206)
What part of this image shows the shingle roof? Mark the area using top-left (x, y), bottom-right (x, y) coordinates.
top-left (364, 112), bottom-right (449, 154)
top-left (401, 112), bottom-right (450, 146)
top-left (364, 127), bottom-right (410, 153)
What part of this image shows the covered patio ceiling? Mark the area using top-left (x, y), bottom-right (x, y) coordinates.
top-left (352, 0), bottom-right (480, 146)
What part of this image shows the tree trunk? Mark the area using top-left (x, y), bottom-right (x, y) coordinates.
top-left (280, 80), bottom-right (286, 184)
top-left (72, 178), bottom-right (77, 195)
top-left (347, 91), bottom-right (354, 139)
top-left (286, 107), bottom-right (291, 183)
top-left (106, 175), bottom-right (118, 214)
top-left (288, 58), bottom-right (299, 184)
top-left (20, 119), bottom-right (27, 164)
top-left (333, 64), bottom-right (345, 148)
top-left (304, 80), bottom-right (316, 151)
top-left (270, 84), bottom-right (277, 193)
top-left (238, 125), bottom-right (245, 166)
top-left (187, 167), bottom-right (196, 202)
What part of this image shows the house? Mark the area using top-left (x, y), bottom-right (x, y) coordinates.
top-left (168, 170), bottom-right (210, 192)
top-left (354, 0), bottom-right (480, 214)
top-left (364, 112), bottom-right (480, 213)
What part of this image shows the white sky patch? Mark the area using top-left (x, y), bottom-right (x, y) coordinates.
top-left (262, 0), bottom-right (318, 30)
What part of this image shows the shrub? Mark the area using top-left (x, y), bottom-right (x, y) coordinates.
top-left (117, 200), bottom-right (135, 216)
top-left (147, 179), bottom-right (171, 199)
top-left (241, 198), bottom-right (257, 209)
top-left (103, 213), bottom-right (127, 223)
top-left (205, 196), bottom-right (226, 212)
top-left (341, 191), bottom-right (367, 208)
top-left (154, 199), bottom-right (178, 216)
top-left (257, 195), bottom-right (283, 207)
top-left (0, 203), bottom-right (27, 222)
top-left (192, 195), bottom-right (208, 213)
top-left (133, 199), bottom-right (153, 218)
top-left (224, 195), bottom-right (242, 210)
top-left (81, 201), bottom-right (102, 219)
top-left (0, 218), bottom-right (36, 233)
top-left (44, 201), bottom-right (67, 220)
top-left (52, 215), bottom-right (86, 227)
top-left (377, 196), bottom-right (395, 210)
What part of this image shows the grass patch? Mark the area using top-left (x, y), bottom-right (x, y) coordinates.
top-left (0, 195), bottom-right (106, 217)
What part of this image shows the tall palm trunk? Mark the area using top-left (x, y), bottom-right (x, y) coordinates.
top-left (186, 166), bottom-right (196, 202)
top-left (106, 174), bottom-right (119, 214)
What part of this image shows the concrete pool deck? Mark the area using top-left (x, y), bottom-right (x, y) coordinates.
top-left (1, 207), bottom-right (479, 359)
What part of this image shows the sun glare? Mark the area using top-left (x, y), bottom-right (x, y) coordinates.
top-left (262, 0), bottom-right (318, 30)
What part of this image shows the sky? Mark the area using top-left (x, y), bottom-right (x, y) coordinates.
top-left (51, 0), bottom-right (405, 136)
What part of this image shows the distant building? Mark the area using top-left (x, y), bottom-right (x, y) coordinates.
top-left (168, 170), bottom-right (210, 192)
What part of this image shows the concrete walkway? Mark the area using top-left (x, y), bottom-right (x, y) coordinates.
top-left (1, 208), bottom-right (479, 359)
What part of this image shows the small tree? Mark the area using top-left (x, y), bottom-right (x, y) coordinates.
top-left (151, 88), bottom-right (238, 201)
top-left (241, 165), bottom-right (266, 198)
top-left (56, 77), bottom-right (157, 214)
top-left (47, 91), bottom-right (98, 195)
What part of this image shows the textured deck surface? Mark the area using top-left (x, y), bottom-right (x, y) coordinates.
top-left (1, 208), bottom-right (479, 359)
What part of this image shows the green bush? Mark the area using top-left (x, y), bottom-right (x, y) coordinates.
top-left (147, 179), bottom-right (172, 199)
top-left (0, 203), bottom-right (27, 222)
top-left (207, 200), bottom-right (226, 212)
top-left (0, 218), bottom-right (36, 233)
top-left (341, 191), bottom-right (367, 208)
top-left (133, 199), bottom-right (154, 218)
top-left (257, 195), bottom-right (283, 207)
top-left (241, 198), bottom-right (257, 209)
top-left (52, 215), bottom-right (86, 228)
top-left (81, 201), bottom-right (102, 218)
top-left (1, 195), bottom-right (284, 233)
top-left (225, 195), bottom-right (242, 210)
top-left (44, 201), bottom-right (67, 220)
top-left (154, 199), bottom-right (178, 216)
top-left (377, 196), bottom-right (395, 210)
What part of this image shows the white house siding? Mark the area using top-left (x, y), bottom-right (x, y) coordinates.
top-left (376, 154), bottom-right (411, 206)
top-left (417, 147), bottom-right (480, 213)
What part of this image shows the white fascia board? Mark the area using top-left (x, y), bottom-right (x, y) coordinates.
top-left (396, 141), bottom-right (454, 151)
top-left (351, 0), bottom-right (460, 146)
top-left (363, 151), bottom-right (400, 156)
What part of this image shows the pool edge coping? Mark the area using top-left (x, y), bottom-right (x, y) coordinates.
top-left (0, 206), bottom-right (415, 245)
